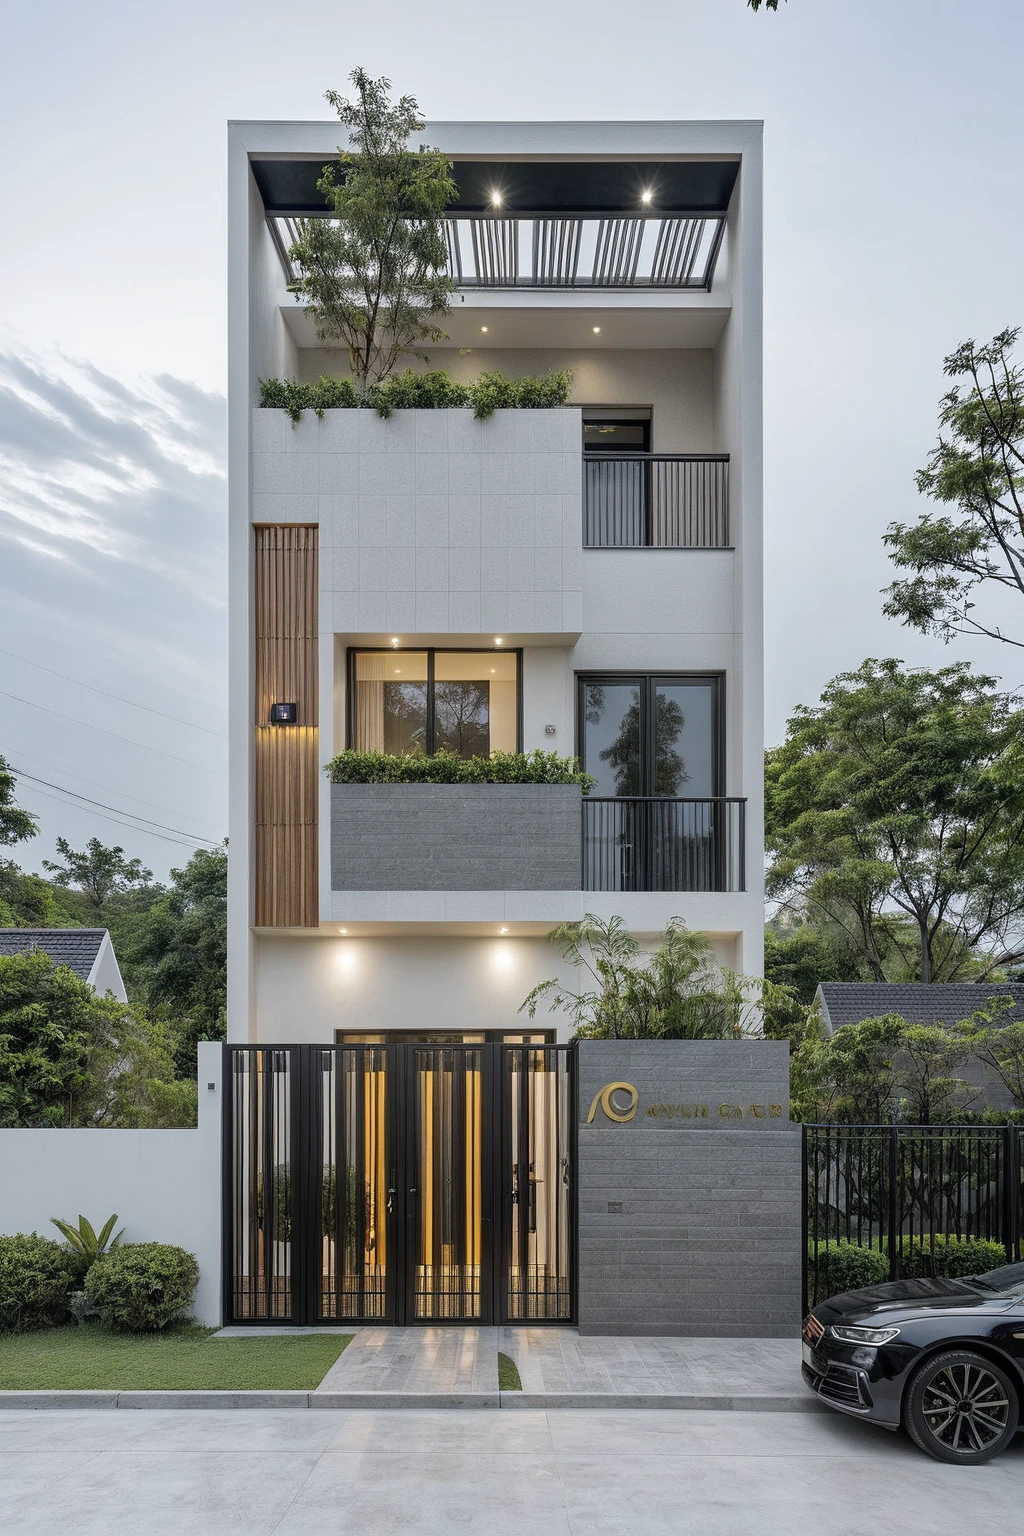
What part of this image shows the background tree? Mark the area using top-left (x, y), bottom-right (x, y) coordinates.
top-left (287, 70), bottom-right (457, 390)
top-left (884, 327), bottom-right (1024, 649)
top-left (123, 843), bottom-right (227, 1076)
top-left (520, 914), bottom-right (771, 1040)
top-left (0, 951), bottom-right (193, 1128)
top-left (766, 659), bottom-right (1024, 983)
top-left (42, 836), bottom-right (152, 914)
top-left (0, 755), bottom-right (36, 848)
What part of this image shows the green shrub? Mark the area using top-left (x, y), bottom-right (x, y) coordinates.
top-left (899, 1235), bottom-right (1007, 1279)
top-left (809, 1241), bottom-right (889, 1305)
top-left (326, 748), bottom-right (593, 790)
top-left (258, 367), bottom-right (574, 423)
top-left (0, 1234), bottom-right (76, 1332)
top-left (85, 1243), bottom-right (199, 1332)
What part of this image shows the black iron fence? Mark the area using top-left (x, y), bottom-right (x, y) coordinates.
top-left (804, 1124), bottom-right (1024, 1312)
top-left (583, 454), bottom-right (730, 548)
top-left (582, 796), bottom-right (745, 892)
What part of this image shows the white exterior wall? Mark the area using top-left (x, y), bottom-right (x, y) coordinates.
top-left (0, 1043), bottom-right (223, 1326)
top-left (86, 932), bottom-right (128, 1003)
top-left (229, 119), bottom-right (764, 1041)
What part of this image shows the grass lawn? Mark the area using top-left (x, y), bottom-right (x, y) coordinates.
top-left (0, 1325), bottom-right (352, 1391)
top-left (497, 1350), bottom-right (522, 1391)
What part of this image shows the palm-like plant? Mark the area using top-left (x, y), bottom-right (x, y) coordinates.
top-left (50, 1213), bottom-right (124, 1262)
top-left (519, 914), bottom-right (766, 1039)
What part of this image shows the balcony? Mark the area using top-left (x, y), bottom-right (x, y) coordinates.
top-left (582, 798), bottom-right (746, 893)
top-left (583, 455), bottom-right (729, 548)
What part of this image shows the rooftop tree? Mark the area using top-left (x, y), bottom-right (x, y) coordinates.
top-left (884, 327), bottom-right (1024, 649)
top-left (287, 70), bottom-right (458, 391)
top-left (766, 658), bottom-right (1024, 984)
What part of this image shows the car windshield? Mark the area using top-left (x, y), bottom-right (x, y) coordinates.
top-left (963, 1260), bottom-right (1024, 1298)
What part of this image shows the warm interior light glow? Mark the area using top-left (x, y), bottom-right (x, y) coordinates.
top-left (592, 326), bottom-right (601, 334)
top-left (490, 190), bottom-right (502, 207)
top-left (339, 928), bottom-right (348, 934)
top-left (641, 189), bottom-right (653, 205)
top-left (480, 325), bottom-right (489, 333)
top-left (500, 926), bottom-right (509, 934)
top-left (390, 637), bottom-right (399, 646)
top-left (494, 637), bottom-right (503, 645)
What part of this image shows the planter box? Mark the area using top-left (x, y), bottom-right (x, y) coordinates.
top-left (330, 783), bottom-right (582, 892)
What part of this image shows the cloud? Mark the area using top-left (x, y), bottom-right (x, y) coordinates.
top-left (0, 339), bottom-right (226, 704)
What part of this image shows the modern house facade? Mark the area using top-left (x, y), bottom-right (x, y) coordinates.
top-left (223, 116), bottom-right (785, 1332)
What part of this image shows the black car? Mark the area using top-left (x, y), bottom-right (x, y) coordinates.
top-left (802, 1259), bottom-right (1024, 1463)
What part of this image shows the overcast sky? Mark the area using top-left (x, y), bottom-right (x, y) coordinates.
top-left (1, 0), bottom-right (1021, 879)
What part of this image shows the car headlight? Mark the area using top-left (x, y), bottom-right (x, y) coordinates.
top-left (830, 1324), bottom-right (901, 1345)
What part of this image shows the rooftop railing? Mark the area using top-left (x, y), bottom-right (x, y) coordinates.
top-left (582, 797), bottom-right (746, 893)
top-left (583, 455), bottom-right (730, 548)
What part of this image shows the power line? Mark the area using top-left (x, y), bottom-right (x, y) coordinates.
top-left (0, 689), bottom-right (227, 776)
top-left (23, 785), bottom-right (208, 850)
top-left (0, 646), bottom-right (226, 739)
top-left (12, 768), bottom-right (223, 846)
top-left (8, 747), bottom-right (225, 834)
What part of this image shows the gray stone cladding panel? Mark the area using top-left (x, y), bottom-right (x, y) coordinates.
top-left (575, 1042), bottom-right (801, 1336)
top-left (331, 783), bottom-right (582, 891)
top-left (577, 1039), bottom-right (791, 1128)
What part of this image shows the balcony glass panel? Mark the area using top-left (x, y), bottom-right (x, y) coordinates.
top-left (654, 681), bottom-right (714, 797)
top-left (434, 651), bottom-right (517, 757)
top-left (355, 651), bottom-right (428, 755)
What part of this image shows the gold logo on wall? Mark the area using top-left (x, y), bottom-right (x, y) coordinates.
top-left (586, 1082), bottom-right (640, 1124)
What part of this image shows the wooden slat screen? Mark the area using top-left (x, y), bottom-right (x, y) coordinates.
top-left (253, 524), bottom-right (318, 927)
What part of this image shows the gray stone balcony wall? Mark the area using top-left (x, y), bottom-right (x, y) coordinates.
top-left (330, 783), bottom-right (582, 892)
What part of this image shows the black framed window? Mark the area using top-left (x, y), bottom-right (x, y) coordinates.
top-left (349, 648), bottom-right (522, 758)
top-left (577, 673), bottom-right (722, 797)
top-left (582, 410), bottom-right (651, 454)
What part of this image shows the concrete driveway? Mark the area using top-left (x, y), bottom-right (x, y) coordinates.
top-left (1, 1406), bottom-right (1021, 1535)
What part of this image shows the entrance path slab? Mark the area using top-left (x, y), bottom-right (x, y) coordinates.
top-left (503, 1329), bottom-right (805, 1407)
top-left (312, 1326), bottom-right (500, 1405)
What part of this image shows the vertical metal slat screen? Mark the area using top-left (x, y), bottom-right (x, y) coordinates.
top-left (505, 1046), bottom-right (575, 1322)
top-left (413, 1046), bottom-right (483, 1321)
top-left (804, 1124), bottom-right (1024, 1313)
top-left (316, 1046), bottom-right (391, 1323)
top-left (229, 1047), bottom-right (293, 1321)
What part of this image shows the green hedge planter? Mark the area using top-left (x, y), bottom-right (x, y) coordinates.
top-left (326, 748), bottom-right (593, 791)
top-left (259, 366), bottom-right (574, 423)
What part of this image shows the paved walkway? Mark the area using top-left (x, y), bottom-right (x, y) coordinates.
top-left (303, 1326), bottom-right (803, 1407)
top-left (3, 1405), bottom-right (1021, 1535)
top-left (315, 1327), bottom-right (498, 1394)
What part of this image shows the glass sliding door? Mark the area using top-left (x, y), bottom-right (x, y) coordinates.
top-left (579, 673), bottom-right (722, 892)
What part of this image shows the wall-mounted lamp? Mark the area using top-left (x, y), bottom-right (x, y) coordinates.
top-left (269, 702), bottom-right (297, 724)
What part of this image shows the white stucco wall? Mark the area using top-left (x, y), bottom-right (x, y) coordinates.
top-left (0, 1043), bottom-right (223, 1326)
top-left (253, 933), bottom-right (741, 1044)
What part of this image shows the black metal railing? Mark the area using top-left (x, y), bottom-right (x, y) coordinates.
top-left (582, 797), bottom-right (745, 892)
top-left (583, 454), bottom-right (730, 548)
top-left (803, 1123), bottom-right (1024, 1312)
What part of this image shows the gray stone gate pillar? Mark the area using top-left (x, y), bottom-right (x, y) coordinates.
top-left (576, 1040), bottom-right (802, 1336)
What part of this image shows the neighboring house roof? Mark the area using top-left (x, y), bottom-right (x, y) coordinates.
top-left (815, 983), bottom-right (1024, 1036)
top-left (0, 928), bottom-right (128, 1002)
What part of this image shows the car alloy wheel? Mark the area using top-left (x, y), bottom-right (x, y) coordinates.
top-left (905, 1350), bottom-right (1019, 1465)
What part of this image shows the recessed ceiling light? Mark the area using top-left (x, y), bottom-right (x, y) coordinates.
top-left (500, 927), bottom-right (509, 935)
top-left (490, 190), bottom-right (502, 207)
top-left (390, 637), bottom-right (399, 646)
top-left (480, 325), bottom-right (489, 333)
top-left (592, 326), bottom-right (601, 334)
top-left (641, 189), bottom-right (653, 205)
top-left (494, 637), bottom-right (503, 645)
top-left (339, 928), bottom-right (348, 935)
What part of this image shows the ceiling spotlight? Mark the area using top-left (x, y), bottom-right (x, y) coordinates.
top-left (390, 637), bottom-right (399, 646)
top-left (500, 927), bottom-right (509, 935)
top-left (339, 928), bottom-right (348, 935)
top-left (494, 637), bottom-right (503, 645)
top-left (641, 188), bottom-right (653, 205)
top-left (592, 326), bottom-right (601, 335)
top-left (490, 190), bottom-right (502, 207)
top-left (480, 325), bottom-right (489, 333)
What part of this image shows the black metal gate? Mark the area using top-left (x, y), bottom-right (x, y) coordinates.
top-left (803, 1124), bottom-right (1024, 1312)
top-left (224, 1042), bottom-right (576, 1326)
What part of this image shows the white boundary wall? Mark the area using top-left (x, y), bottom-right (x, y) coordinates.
top-left (0, 1042), bottom-right (223, 1326)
